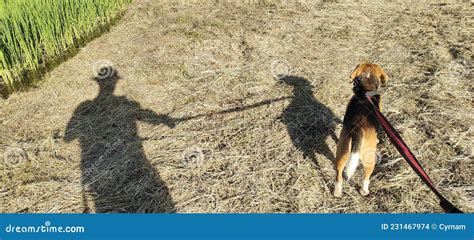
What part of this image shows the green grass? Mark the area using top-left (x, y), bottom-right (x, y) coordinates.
top-left (0, 0), bottom-right (131, 95)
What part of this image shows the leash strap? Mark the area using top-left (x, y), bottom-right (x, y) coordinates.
top-left (366, 96), bottom-right (463, 213)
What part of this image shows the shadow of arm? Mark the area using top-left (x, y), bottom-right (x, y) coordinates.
top-left (138, 109), bottom-right (176, 128)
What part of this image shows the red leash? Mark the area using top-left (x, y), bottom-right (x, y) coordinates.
top-left (366, 96), bottom-right (463, 213)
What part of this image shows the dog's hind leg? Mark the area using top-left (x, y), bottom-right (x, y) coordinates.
top-left (333, 127), bottom-right (351, 197)
top-left (359, 128), bottom-right (377, 196)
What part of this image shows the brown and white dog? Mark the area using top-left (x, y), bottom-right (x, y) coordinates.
top-left (333, 62), bottom-right (388, 197)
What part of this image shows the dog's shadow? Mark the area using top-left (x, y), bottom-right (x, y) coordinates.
top-left (279, 76), bottom-right (339, 166)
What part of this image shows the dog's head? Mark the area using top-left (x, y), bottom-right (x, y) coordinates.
top-left (349, 62), bottom-right (388, 95)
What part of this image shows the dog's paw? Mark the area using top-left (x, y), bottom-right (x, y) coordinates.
top-left (359, 188), bottom-right (370, 196)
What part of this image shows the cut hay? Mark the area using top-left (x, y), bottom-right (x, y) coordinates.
top-left (0, 0), bottom-right (472, 213)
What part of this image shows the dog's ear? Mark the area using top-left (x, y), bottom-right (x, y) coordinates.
top-left (349, 64), bottom-right (361, 83)
top-left (376, 64), bottom-right (389, 84)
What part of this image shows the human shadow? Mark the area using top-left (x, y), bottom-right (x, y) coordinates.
top-left (279, 76), bottom-right (339, 164)
top-left (64, 68), bottom-right (176, 213)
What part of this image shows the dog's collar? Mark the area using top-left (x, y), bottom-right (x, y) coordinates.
top-left (365, 90), bottom-right (379, 97)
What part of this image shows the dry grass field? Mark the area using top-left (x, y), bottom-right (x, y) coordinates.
top-left (0, 0), bottom-right (472, 213)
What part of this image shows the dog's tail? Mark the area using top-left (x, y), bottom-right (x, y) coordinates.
top-left (344, 127), bottom-right (363, 180)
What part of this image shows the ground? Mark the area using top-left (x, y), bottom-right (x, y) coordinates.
top-left (0, 0), bottom-right (472, 213)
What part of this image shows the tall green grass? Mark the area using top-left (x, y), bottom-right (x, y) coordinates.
top-left (0, 0), bottom-right (131, 95)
